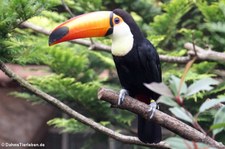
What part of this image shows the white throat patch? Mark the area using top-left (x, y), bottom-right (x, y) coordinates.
top-left (111, 22), bottom-right (134, 56)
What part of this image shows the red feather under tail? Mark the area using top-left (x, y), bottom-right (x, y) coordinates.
top-left (135, 94), bottom-right (151, 104)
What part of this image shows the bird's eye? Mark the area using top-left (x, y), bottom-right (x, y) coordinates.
top-left (114, 17), bottom-right (120, 24)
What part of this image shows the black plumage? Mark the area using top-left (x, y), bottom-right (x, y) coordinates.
top-left (112, 9), bottom-right (162, 143)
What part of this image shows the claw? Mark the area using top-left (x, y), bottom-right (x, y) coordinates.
top-left (148, 100), bottom-right (158, 119)
top-left (118, 89), bottom-right (128, 105)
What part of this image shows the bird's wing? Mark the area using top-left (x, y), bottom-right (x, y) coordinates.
top-left (137, 39), bottom-right (162, 83)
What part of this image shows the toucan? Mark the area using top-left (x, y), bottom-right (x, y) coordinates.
top-left (49, 9), bottom-right (162, 143)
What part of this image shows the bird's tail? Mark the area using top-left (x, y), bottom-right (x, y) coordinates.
top-left (138, 115), bottom-right (161, 143)
top-left (135, 94), bottom-right (161, 143)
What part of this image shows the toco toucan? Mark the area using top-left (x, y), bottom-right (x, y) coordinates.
top-left (49, 9), bottom-right (162, 143)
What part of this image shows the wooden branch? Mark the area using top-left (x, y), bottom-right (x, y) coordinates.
top-left (98, 88), bottom-right (225, 149)
top-left (215, 69), bottom-right (225, 78)
top-left (184, 42), bottom-right (225, 62)
top-left (20, 22), bottom-right (225, 64)
top-left (0, 60), bottom-right (169, 149)
top-left (61, 0), bottom-right (75, 17)
top-left (20, 22), bottom-right (191, 63)
top-left (159, 55), bottom-right (190, 63)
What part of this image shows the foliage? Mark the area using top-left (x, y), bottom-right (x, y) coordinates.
top-left (149, 0), bottom-right (193, 46)
top-left (211, 106), bottom-right (225, 136)
top-left (0, 0), bottom-right (46, 37)
top-left (47, 118), bottom-right (87, 133)
top-left (165, 137), bottom-right (216, 149)
top-left (146, 75), bottom-right (225, 144)
top-left (27, 74), bottom-right (106, 115)
top-left (1, 0), bottom-right (225, 147)
top-left (0, 0), bottom-right (46, 61)
top-left (196, 0), bottom-right (225, 51)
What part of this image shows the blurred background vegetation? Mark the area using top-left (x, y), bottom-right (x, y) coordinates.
top-left (0, 0), bottom-right (225, 148)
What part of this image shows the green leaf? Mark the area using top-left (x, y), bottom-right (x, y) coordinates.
top-left (186, 78), bottom-right (219, 96)
top-left (211, 123), bottom-right (225, 130)
top-left (169, 107), bottom-right (194, 124)
top-left (157, 96), bottom-right (179, 107)
top-left (144, 82), bottom-right (174, 98)
top-left (169, 75), bottom-right (187, 96)
top-left (47, 118), bottom-right (87, 133)
top-left (147, 35), bottom-right (165, 46)
top-left (199, 98), bottom-right (225, 113)
top-left (100, 121), bottom-right (111, 126)
top-left (212, 106), bottom-right (225, 136)
top-left (166, 137), bottom-right (216, 149)
top-left (169, 75), bottom-right (180, 95)
top-left (150, 0), bottom-right (193, 44)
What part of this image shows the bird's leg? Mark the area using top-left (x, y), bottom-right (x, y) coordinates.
top-left (118, 89), bottom-right (129, 105)
top-left (148, 100), bottom-right (159, 119)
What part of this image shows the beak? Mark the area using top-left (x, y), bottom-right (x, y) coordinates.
top-left (49, 11), bottom-right (113, 46)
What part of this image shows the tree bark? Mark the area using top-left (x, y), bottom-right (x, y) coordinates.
top-left (0, 60), bottom-right (169, 149)
top-left (98, 88), bottom-right (225, 149)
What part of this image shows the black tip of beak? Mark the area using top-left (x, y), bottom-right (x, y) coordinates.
top-left (49, 26), bottom-right (69, 46)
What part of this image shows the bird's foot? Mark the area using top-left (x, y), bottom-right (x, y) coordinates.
top-left (148, 100), bottom-right (159, 119)
top-left (118, 89), bottom-right (129, 105)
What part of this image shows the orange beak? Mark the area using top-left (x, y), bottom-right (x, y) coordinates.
top-left (49, 11), bottom-right (113, 46)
